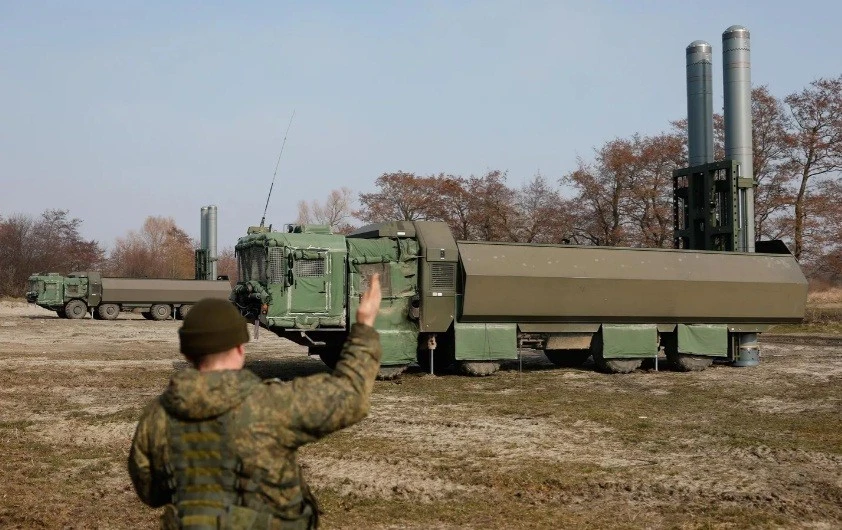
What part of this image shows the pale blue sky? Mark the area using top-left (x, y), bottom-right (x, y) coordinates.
top-left (1, 1), bottom-right (840, 249)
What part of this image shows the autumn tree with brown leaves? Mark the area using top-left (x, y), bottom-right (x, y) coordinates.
top-left (109, 216), bottom-right (195, 279)
top-left (562, 133), bottom-right (683, 247)
top-left (355, 170), bottom-right (573, 244)
top-left (357, 171), bottom-right (445, 223)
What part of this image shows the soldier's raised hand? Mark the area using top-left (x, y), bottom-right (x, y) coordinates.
top-left (357, 273), bottom-right (382, 327)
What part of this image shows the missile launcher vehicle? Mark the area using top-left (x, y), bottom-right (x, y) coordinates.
top-left (231, 221), bottom-right (807, 378)
top-left (232, 25), bottom-right (808, 378)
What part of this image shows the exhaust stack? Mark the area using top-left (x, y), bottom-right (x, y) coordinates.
top-left (686, 40), bottom-right (714, 165)
top-left (723, 25), bottom-right (754, 252)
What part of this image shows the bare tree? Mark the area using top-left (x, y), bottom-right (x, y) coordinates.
top-left (463, 170), bottom-right (520, 242)
top-left (750, 86), bottom-right (796, 241)
top-left (563, 140), bottom-right (636, 246)
top-left (0, 210), bottom-right (103, 297)
top-left (513, 173), bottom-right (573, 244)
top-left (216, 247), bottom-right (238, 286)
top-left (297, 187), bottom-right (356, 233)
top-left (626, 133), bottom-right (684, 248)
top-left (784, 75), bottom-right (842, 260)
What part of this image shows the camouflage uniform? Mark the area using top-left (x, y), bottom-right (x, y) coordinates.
top-left (128, 324), bottom-right (381, 529)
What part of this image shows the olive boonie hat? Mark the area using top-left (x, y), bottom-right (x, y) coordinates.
top-left (179, 298), bottom-right (249, 357)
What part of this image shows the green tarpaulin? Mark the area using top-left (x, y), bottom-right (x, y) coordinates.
top-left (677, 324), bottom-right (728, 357)
top-left (601, 324), bottom-right (658, 359)
top-left (454, 322), bottom-right (518, 361)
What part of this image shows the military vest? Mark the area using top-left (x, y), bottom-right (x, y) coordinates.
top-left (162, 410), bottom-right (318, 530)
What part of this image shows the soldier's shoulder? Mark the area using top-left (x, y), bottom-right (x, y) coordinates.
top-left (133, 395), bottom-right (169, 438)
top-left (140, 394), bottom-right (167, 417)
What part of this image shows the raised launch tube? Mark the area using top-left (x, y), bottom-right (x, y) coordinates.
top-left (723, 25), bottom-right (758, 366)
top-left (723, 25), bottom-right (755, 253)
top-left (200, 206), bottom-right (209, 254)
top-left (207, 205), bottom-right (218, 280)
top-left (686, 40), bottom-right (714, 165)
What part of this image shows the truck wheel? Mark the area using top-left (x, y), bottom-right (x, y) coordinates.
top-left (150, 304), bottom-right (172, 321)
top-left (377, 365), bottom-right (409, 380)
top-left (457, 361), bottom-right (500, 376)
top-left (593, 356), bottom-right (642, 374)
top-left (667, 352), bottom-right (713, 372)
top-left (64, 300), bottom-right (87, 320)
top-left (97, 304), bottom-right (120, 321)
top-left (317, 349), bottom-right (341, 369)
top-left (544, 349), bottom-right (591, 367)
top-left (177, 304), bottom-right (193, 320)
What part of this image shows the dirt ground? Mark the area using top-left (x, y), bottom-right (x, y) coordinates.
top-left (0, 300), bottom-right (840, 529)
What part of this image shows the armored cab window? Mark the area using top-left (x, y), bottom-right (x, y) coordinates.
top-left (250, 248), bottom-right (261, 281)
top-left (294, 259), bottom-right (325, 277)
top-left (359, 263), bottom-right (392, 298)
top-left (268, 247), bottom-right (285, 284)
top-left (236, 246), bottom-right (267, 282)
top-left (237, 251), bottom-right (245, 282)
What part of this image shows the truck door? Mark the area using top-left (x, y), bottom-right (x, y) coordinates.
top-left (43, 279), bottom-right (61, 304)
top-left (288, 250), bottom-right (331, 313)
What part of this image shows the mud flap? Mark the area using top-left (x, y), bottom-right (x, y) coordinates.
top-left (677, 324), bottom-right (728, 357)
top-left (454, 322), bottom-right (517, 361)
top-left (379, 329), bottom-right (420, 366)
top-left (601, 324), bottom-right (658, 359)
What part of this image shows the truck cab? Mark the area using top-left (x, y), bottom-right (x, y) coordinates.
top-left (231, 222), bottom-right (459, 375)
top-left (26, 273), bottom-right (68, 309)
top-left (231, 225), bottom-right (348, 339)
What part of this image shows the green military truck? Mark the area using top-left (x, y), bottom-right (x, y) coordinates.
top-left (231, 221), bottom-right (807, 379)
top-left (26, 271), bottom-right (232, 320)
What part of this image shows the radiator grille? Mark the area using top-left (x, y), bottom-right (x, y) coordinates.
top-left (429, 263), bottom-right (456, 293)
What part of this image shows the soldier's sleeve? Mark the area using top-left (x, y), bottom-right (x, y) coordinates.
top-left (276, 323), bottom-right (382, 446)
top-left (128, 400), bottom-right (171, 508)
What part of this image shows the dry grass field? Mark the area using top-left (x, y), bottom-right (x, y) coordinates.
top-left (1, 299), bottom-right (840, 529)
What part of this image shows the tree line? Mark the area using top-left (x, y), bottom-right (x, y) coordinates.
top-left (2, 75), bottom-right (839, 298)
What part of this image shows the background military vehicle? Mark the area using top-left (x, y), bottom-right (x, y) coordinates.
top-left (26, 205), bottom-right (231, 321)
top-left (26, 271), bottom-right (231, 320)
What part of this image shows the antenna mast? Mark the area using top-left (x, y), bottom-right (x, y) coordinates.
top-left (260, 110), bottom-right (296, 227)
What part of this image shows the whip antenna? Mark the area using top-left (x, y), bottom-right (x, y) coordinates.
top-left (260, 110), bottom-right (296, 227)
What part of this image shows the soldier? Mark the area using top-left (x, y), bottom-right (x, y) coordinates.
top-left (128, 274), bottom-right (383, 529)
